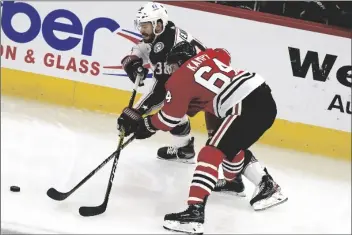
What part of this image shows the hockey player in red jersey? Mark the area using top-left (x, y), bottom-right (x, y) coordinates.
top-left (118, 41), bottom-right (288, 234)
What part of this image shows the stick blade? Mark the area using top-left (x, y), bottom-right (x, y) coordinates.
top-left (79, 204), bottom-right (106, 217)
top-left (47, 188), bottom-right (68, 201)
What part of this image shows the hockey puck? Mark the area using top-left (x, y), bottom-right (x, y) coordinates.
top-left (10, 186), bottom-right (20, 192)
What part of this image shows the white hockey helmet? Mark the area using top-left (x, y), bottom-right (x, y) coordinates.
top-left (134, 2), bottom-right (169, 36)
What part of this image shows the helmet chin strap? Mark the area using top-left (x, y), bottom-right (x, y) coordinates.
top-left (151, 20), bottom-right (166, 43)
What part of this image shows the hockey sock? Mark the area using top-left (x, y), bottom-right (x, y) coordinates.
top-left (242, 150), bottom-right (266, 185)
top-left (188, 146), bottom-right (224, 204)
top-left (222, 150), bottom-right (245, 181)
top-left (173, 134), bottom-right (192, 148)
top-left (170, 119), bottom-right (192, 148)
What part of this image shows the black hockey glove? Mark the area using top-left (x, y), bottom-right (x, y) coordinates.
top-left (121, 55), bottom-right (148, 86)
top-left (117, 107), bottom-right (143, 136)
top-left (135, 116), bottom-right (157, 140)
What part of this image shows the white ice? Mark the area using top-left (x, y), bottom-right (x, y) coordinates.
top-left (1, 96), bottom-right (351, 234)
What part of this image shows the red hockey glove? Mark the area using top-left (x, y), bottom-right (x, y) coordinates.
top-left (205, 112), bottom-right (223, 137)
top-left (121, 55), bottom-right (148, 86)
top-left (135, 116), bottom-right (157, 140)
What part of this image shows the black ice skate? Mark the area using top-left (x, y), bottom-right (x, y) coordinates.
top-left (250, 168), bottom-right (288, 211)
top-left (163, 203), bottom-right (205, 235)
top-left (213, 174), bottom-right (246, 197)
top-left (157, 137), bottom-right (196, 164)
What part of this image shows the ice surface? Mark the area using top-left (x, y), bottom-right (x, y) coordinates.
top-left (1, 96), bottom-right (351, 234)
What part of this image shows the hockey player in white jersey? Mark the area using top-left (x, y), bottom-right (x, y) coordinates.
top-left (119, 2), bottom-right (246, 196)
top-left (119, 2), bottom-right (204, 164)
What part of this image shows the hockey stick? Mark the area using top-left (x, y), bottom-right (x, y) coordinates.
top-left (78, 70), bottom-right (143, 217)
top-left (46, 135), bottom-right (136, 201)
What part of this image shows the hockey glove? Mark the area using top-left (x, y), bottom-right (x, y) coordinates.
top-left (135, 116), bottom-right (157, 140)
top-left (117, 107), bottom-right (143, 136)
top-left (121, 55), bottom-right (148, 86)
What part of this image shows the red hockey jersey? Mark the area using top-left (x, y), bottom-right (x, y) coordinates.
top-left (150, 48), bottom-right (265, 131)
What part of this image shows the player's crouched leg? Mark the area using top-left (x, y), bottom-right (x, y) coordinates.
top-left (205, 112), bottom-right (246, 197)
top-left (157, 116), bottom-right (196, 164)
top-left (210, 83), bottom-right (288, 210)
top-left (163, 146), bottom-right (223, 234)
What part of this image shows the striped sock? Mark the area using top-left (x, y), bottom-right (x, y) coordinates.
top-left (222, 150), bottom-right (245, 181)
top-left (188, 146), bottom-right (224, 204)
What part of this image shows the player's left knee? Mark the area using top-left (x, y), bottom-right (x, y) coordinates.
top-left (170, 118), bottom-right (191, 136)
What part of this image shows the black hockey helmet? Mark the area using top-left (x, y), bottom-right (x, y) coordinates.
top-left (166, 41), bottom-right (197, 67)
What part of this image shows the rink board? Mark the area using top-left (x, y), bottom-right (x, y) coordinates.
top-left (1, 67), bottom-right (350, 161)
top-left (1, 1), bottom-right (351, 160)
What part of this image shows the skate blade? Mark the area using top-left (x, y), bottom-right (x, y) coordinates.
top-left (163, 220), bottom-right (203, 235)
top-left (157, 156), bottom-right (196, 164)
top-left (252, 192), bottom-right (288, 211)
top-left (214, 190), bottom-right (246, 197)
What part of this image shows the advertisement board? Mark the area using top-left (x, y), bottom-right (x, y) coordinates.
top-left (1, 1), bottom-right (351, 159)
